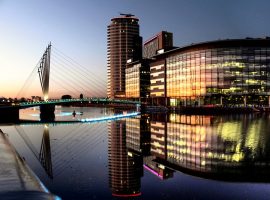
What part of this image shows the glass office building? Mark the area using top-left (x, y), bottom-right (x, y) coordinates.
top-left (150, 38), bottom-right (270, 107)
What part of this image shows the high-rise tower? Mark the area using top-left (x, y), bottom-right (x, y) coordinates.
top-left (107, 14), bottom-right (142, 98)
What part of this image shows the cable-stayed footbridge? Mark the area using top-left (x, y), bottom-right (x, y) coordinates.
top-left (17, 43), bottom-right (107, 99)
top-left (0, 43), bottom-right (140, 122)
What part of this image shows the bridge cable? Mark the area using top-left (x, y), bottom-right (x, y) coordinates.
top-left (51, 52), bottom-right (105, 96)
top-left (52, 47), bottom-right (106, 87)
top-left (52, 123), bottom-right (106, 164)
top-left (50, 58), bottom-right (103, 97)
top-left (16, 62), bottom-right (41, 98)
top-left (49, 67), bottom-right (85, 97)
top-left (53, 123), bottom-right (107, 176)
top-left (49, 79), bottom-right (78, 98)
top-left (50, 58), bottom-right (92, 96)
top-left (51, 48), bottom-right (106, 93)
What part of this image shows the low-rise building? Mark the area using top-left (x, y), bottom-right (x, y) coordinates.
top-left (125, 59), bottom-right (150, 101)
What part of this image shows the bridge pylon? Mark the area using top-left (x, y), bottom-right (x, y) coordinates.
top-left (39, 124), bottom-right (53, 179)
top-left (38, 43), bottom-right (51, 101)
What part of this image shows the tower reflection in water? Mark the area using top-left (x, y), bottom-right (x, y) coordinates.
top-left (15, 124), bottom-right (53, 179)
top-left (109, 113), bottom-right (270, 197)
top-left (39, 124), bottom-right (53, 179)
top-left (108, 119), bottom-right (143, 197)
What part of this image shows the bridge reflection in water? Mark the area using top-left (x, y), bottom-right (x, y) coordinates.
top-left (15, 124), bottom-right (53, 179)
top-left (11, 113), bottom-right (270, 198)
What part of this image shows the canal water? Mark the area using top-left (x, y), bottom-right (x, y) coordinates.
top-left (1, 106), bottom-right (270, 200)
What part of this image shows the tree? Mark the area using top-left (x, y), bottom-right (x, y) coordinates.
top-left (61, 95), bottom-right (72, 99)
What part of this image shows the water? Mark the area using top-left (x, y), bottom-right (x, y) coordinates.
top-left (1, 107), bottom-right (270, 199)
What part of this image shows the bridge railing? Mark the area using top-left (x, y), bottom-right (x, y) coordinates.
top-left (18, 98), bottom-right (141, 107)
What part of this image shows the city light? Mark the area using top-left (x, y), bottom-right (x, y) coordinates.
top-left (80, 112), bottom-right (140, 122)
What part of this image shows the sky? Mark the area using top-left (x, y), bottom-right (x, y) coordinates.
top-left (1, 0), bottom-right (270, 98)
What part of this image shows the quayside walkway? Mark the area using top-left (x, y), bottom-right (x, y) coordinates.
top-left (0, 129), bottom-right (60, 200)
top-left (142, 105), bottom-right (270, 114)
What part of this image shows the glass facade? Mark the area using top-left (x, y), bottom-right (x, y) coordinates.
top-left (150, 61), bottom-right (166, 97)
top-left (166, 40), bottom-right (270, 106)
top-left (125, 60), bottom-right (150, 99)
top-left (126, 64), bottom-right (140, 98)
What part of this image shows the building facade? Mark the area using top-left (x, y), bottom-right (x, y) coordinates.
top-left (124, 31), bottom-right (173, 101)
top-left (107, 14), bottom-right (142, 98)
top-left (143, 31), bottom-right (173, 59)
top-left (125, 59), bottom-right (150, 100)
top-left (150, 59), bottom-right (167, 105)
top-left (149, 38), bottom-right (270, 107)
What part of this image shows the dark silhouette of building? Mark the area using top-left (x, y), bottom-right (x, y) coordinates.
top-left (143, 31), bottom-right (173, 59)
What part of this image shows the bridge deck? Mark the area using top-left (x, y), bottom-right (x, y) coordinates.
top-left (0, 129), bottom-right (59, 199)
top-left (18, 98), bottom-right (140, 108)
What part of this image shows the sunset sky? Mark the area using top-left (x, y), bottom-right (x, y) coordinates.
top-left (1, 0), bottom-right (270, 98)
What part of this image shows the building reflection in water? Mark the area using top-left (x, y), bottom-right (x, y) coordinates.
top-left (126, 116), bottom-right (174, 180)
top-left (108, 119), bottom-right (143, 197)
top-left (109, 112), bottom-right (270, 196)
top-left (151, 113), bottom-right (270, 181)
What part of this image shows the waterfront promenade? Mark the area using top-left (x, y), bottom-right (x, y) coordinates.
top-left (0, 129), bottom-right (59, 199)
top-left (143, 104), bottom-right (270, 114)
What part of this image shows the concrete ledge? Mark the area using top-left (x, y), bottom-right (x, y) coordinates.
top-left (0, 191), bottom-right (59, 200)
top-left (0, 129), bottom-right (60, 199)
